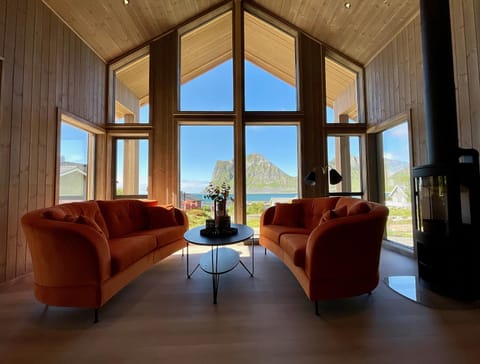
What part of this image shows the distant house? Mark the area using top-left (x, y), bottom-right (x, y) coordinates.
top-left (270, 197), bottom-right (295, 206)
top-left (59, 163), bottom-right (87, 202)
top-left (181, 193), bottom-right (202, 210)
top-left (386, 185), bottom-right (410, 208)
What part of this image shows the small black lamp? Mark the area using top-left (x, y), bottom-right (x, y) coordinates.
top-left (304, 167), bottom-right (342, 186)
top-left (304, 170), bottom-right (317, 186)
top-left (329, 168), bottom-right (343, 185)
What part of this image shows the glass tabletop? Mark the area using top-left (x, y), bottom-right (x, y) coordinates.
top-left (184, 223), bottom-right (254, 246)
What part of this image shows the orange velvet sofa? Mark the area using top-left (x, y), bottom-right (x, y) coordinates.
top-left (21, 199), bottom-right (188, 322)
top-left (259, 197), bottom-right (389, 314)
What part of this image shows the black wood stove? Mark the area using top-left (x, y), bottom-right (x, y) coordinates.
top-left (413, 0), bottom-right (480, 300)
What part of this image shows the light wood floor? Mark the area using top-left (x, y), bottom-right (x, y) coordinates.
top-left (1, 246), bottom-right (480, 364)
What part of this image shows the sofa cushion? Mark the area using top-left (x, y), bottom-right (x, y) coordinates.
top-left (126, 225), bottom-right (186, 248)
top-left (108, 235), bottom-right (157, 274)
top-left (75, 215), bottom-right (107, 237)
top-left (319, 205), bottom-right (348, 225)
top-left (49, 201), bottom-right (110, 238)
top-left (348, 201), bottom-right (371, 216)
top-left (261, 224), bottom-right (311, 244)
top-left (279, 234), bottom-right (308, 267)
top-left (97, 200), bottom-right (148, 238)
top-left (146, 206), bottom-right (178, 228)
top-left (43, 207), bottom-right (68, 221)
top-left (293, 197), bottom-right (339, 229)
top-left (272, 203), bottom-right (301, 227)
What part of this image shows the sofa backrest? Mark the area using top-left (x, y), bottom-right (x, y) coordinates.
top-left (292, 197), bottom-right (339, 229)
top-left (47, 200), bottom-right (110, 238)
top-left (97, 199), bottom-right (149, 238)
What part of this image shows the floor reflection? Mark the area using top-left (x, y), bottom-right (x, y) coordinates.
top-left (384, 275), bottom-right (480, 309)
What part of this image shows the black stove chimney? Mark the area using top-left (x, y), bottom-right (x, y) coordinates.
top-left (413, 0), bottom-right (480, 300)
top-left (420, 0), bottom-right (458, 166)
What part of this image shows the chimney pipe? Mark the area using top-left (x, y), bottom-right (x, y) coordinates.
top-left (419, 0), bottom-right (459, 165)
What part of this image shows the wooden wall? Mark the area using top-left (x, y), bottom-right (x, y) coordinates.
top-left (0, 0), bottom-right (106, 283)
top-left (365, 16), bottom-right (426, 165)
top-left (365, 0), bottom-right (480, 166)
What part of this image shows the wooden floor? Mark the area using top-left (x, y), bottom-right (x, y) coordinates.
top-left (1, 246), bottom-right (480, 363)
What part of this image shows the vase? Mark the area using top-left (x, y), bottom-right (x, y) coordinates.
top-left (214, 199), bottom-right (230, 230)
top-left (215, 199), bottom-right (227, 217)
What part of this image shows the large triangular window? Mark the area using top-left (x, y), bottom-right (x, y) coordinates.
top-left (244, 12), bottom-right (297, 111)
top-left (180, 11), bottom-right (233, 111)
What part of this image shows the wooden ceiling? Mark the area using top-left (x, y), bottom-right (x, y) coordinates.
top-left (42, 0), bottom-right (419, 65)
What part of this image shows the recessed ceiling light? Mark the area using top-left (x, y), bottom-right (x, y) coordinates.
top-left (344, 2), bottom-right (352, 9)
top-left (124, 0), bottom-right (130, 5)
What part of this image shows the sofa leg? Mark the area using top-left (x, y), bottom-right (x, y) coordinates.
top-left (94, 308), bottom-right (99, 323)
top-left (315, 301), bottom-right (319, 316)
top-left (264, 248), bottom-right (267, 255)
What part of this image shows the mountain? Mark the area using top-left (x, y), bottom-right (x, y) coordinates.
top-left (210, 153), bottom-right (297, 193)
top-left (384, 158), bottom-right (409, 176)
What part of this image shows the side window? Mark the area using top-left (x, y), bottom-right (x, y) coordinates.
top-left (58, 120), bottom-right (95, 203)
top-left (113, 137), bottom-right (149, 198)
top-left (327, 135), bottom-right (362, 195)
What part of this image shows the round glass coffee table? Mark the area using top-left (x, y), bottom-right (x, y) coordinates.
top-left (184, 224), bottom-right (255, 304)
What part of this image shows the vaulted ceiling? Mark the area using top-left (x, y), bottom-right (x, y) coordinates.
top-left (42, 0), bottom-right (419, 66)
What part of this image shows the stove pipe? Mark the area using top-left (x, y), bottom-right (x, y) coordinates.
top-left (420, 0), bottom-right (459, 165)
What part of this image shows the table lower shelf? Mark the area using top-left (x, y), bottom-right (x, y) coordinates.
top-left (199, 247), bottom-right (240, 274)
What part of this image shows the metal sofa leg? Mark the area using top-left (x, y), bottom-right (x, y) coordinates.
top-left (315, 301), bottom-right (319, 316)
top-left (94, 308), bottom-right (99, 323)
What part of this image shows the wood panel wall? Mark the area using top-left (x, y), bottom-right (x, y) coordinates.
top-left (365, 16), bottom-right (426, 166)
top-left (299, 34), bottom-right (327, 197)
top-left (0, 0), bottom-right (106, 284)
top-left (365, 1), bottom-right (480, 166)
top-left (450, 0), bottom-right (480, 152)
top-left (150, 32), bottom-right (178, 205)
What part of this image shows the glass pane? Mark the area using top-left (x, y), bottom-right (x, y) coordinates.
top-left (59, 122), bottom-right (90, 202)
top-left (244, 12), bottom-right (297, 111)
top-left (180, 125), bottom-right (234, 227)
top-left (115, 139), bottom-right (149, 196)
top-left (327, 135), bottom-right (362, 193)
top-left (180, 12), bottom-right (233, 111)
top-left (246, 125), bottom-right (298, 234)
top-left (114, 54), bottom-right (150, 124)
top-left (325, 57), bottom-right (358, 123)
top-left (382, 122), bottom-right (413, 247)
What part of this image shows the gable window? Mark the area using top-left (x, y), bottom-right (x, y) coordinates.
top-left (112, 51), bottom-right (150, 124)
top-left (180, 11), bottom-right (233, 111)
top-left (325, 56), bottom-right (361, 124)
top-left (244, 12), bottom-right (298, 111)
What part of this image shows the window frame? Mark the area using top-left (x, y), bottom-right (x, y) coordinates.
top-left (111, 132), bottom-right (151, 200)
top-left (55, 110), bottom-right (104, 204)
top-left (108, 47), bottom-right (151, 126)
top-left (324, 49), bottom-right (365, 125)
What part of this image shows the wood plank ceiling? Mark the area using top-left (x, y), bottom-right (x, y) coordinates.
top-left (41, 0), bottom-right (419, 66)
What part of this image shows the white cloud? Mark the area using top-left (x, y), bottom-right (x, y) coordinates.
top-left (181, 180), bottom-right (210, 193)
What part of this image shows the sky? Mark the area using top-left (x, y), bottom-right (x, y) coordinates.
top-left (180, 60), bottom-right (299, 193)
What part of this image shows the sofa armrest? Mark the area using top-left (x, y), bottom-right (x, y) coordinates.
top-left (173, 208), bottom-right (189, 228)
top-left (145, 205), bottom-right (188, 229)
top-left (304, 208), bottom-right (388, 281)
top-left (21, 216), bottom-right (111, 288)
top-left (260, 206), bottom-right (276, 226)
